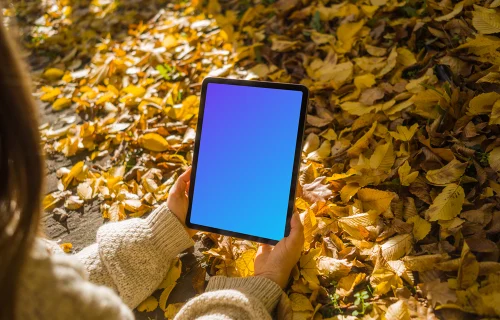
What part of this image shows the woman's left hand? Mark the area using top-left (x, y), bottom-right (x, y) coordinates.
top-left (167, 166), bottom-right (197, 237)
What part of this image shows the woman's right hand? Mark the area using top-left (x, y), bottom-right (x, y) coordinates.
top-left (254, 213), bottom-right (304, 289)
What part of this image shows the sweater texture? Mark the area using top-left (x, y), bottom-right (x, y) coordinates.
top-left (15, 203), bottom-right (284, 319)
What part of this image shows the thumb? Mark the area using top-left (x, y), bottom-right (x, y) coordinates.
top-left (170, 167), bottom-right (191, 197)
top-left (255, 244), bottom-right (272, 269)
top-left (286, 213), bottom-right (304, 248)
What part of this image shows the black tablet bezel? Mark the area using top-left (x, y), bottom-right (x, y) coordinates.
top-left (185, 77), bottom-right (309, 245)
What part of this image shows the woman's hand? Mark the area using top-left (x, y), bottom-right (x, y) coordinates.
top-left (254, 213), bottom-right (304, 289)
top-left (167, 167), bottom-right (197, 237)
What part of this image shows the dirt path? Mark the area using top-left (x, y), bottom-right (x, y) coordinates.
top-left (39, 100), bottom-right (206, 319)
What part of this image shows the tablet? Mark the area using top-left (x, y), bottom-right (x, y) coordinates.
top-left (186, 77), bottom-right (308, 245)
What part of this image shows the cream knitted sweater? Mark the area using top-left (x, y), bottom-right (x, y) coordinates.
top-left (17, 204), bottom-right (283, 319)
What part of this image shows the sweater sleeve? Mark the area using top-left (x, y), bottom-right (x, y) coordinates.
top-left (174, 276), bottom-right (283, 319)
top-left (75, 203), bottom-right (194, 308)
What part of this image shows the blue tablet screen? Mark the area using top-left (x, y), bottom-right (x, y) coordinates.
top-left (189, 83), bottom-right (304, 241)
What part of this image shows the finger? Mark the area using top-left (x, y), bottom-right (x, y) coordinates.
top-left (255, 244), bottom-right (272, 269)
top-left (170, 167), bottom-right (192, 197)
top-left (287, 213), bottom-right (304, 247)
top-left (179, 166), bottom-right (192, 183)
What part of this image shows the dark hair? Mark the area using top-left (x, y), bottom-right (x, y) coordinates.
top-left (0, 18), bottom-right (44, 320)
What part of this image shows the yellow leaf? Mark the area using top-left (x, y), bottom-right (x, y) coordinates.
top-left (489, 146), bottom-right (500, 172)
top-left (467, 92), bottom-right (500, 115)
top-left (407, 215), bottom-right (431, 241)
top-left (489, 100), bottom-right (500, 124)
top-left (340, 183), bottom-right (360, 203)
top-left (164, 303), bottom-right (184, 319)
top-left (41, 87), bottom-right (62, 102)
top-left (347, 121), bottom-right (377, 157)
top-left (386, 300), bottom-right (410, 320)
top-left (425, 184), bottom-right (465, 221)
top-left (123, 85), bottom-right (146, 97)
top-left (289, 293), bottom-right (314, 312)
top-left (398, 161), bottom-right (418, 186)
top-left (303, 133), bottom-right (320, 154)
top-left (403, 254), bottom-right (450, 272)
top-left (60, 242), bottom-right (73, 253)
top-left (369, 141), bottom-right (395, 172)
top-left (62, 161), bottom-right (85, 190)
top-left (299, 248), bottom-right (321, 287)
top-left (235, 248), bottom-right (256, 277)
top-left (300, 210), bottom-right (317, 250)
top-left (137, 296), bottom-right (159, 312)
top-left (312, 61), bottom-right (353, 89)
top-left (159, 258), bottom-right (182, 310)
top-left (457, 243), bottom-right (479, 289)
top-left (307, 140), bottom-right (331, 161)
top-left (140, 133), bottom-right (169, 152)
top-left (357, 188), bottom-right (395, 213)
top-left (317, 257), bottom-right (352, 280)
top-left (319, 128), bottom-right (337, 141)
top-left (336, 273), bottom-right (366, 297)
top-left (381, 234), bottom-right (413, 261)
top-left (426, 159), bottom-right (467, 185)
top-left (77, 181), bottom-right (93, 200)
top-left (396, 47), bottom-right (417, 66)
top-left (340, 101), bottom-right (376, 116)
top-left (52, 97), bottom-right (71, 111)
top-left (168, 95), bottom-right (199, 120)
top-left (473, 9), bottom-right (500, 34)
top-left (336, 20), bottom-right (364, 52)
top-left (338, 210), bottom-right (378, 239)
top-left (389, 123), bottom-right (419, 141)
top-left (43, 68), bottom-right (65, 81)
top-left (435, 1), bottom-right (464, 22)
top-left (104, 202), bottom-right (126, 221)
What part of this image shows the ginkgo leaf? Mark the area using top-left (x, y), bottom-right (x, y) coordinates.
top-left (381, 234), bottom-right (413, 261)
top-left (137, 296), bottom-right (159, 312)
top-left (347, 121), bottom-right (377, 157)
top-left (235, 248), bottom-right (256, 277)
top-left (370, 141), bottom-right (395, 172)
top-left (398, 161), bottom-right (418, 186)
top-left (425, 184), bottom-right (465, 221)
top-left (357, 188), bottom-right (395, 213)
top-left (386, 300), bottom-right (410, 320)
top-left (389, 123), bottom-right (419, 141)
top-left (299, 248), bottom-right (321, 286)
top-left (407, 215), bottom-right (431, 241)
top-left (425, 159), bottom-right (467, 185)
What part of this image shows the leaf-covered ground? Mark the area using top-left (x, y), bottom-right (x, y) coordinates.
top-left (6, 0), bottom-right (500, 318)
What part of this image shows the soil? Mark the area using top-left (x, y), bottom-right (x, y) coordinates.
top-left (39, 101), bottom-right (204, 319)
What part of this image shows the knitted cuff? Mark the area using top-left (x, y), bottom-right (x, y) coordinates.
top-left (145, 204), bottom-right (194, 256)
top-left (206, 276), bottom-right (283, 313)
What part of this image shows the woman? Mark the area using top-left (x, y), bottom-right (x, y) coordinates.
top-left (0, 15), bottom-right (304, 320)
